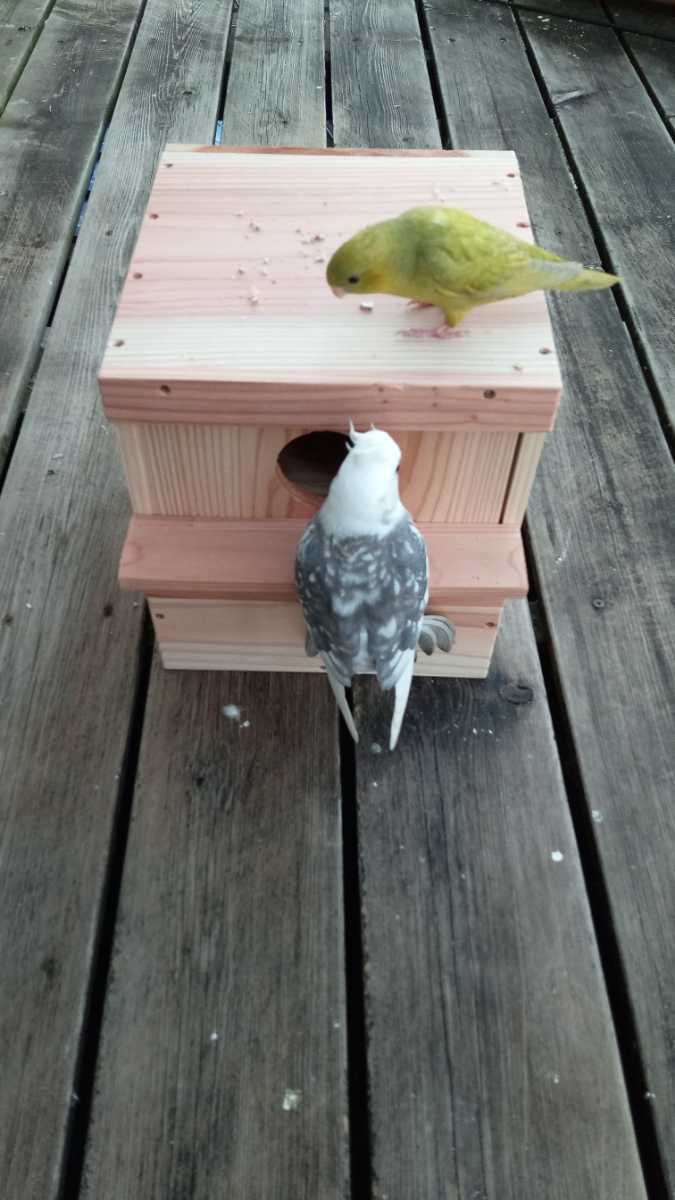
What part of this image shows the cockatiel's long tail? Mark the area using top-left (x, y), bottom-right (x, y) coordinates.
top-left (326, 673), bottom-right (359, 743)
top-left (389, 650), bottom-right (416, 751)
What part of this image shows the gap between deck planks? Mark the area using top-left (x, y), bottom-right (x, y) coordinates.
top-left (424, 0), bottom-right (675, 1190)
top-left (0, 0), bottom-right (239, 1197)
top-left (0, 0), bottom-right (148, 474)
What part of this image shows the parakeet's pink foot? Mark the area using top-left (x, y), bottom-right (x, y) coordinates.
top-left (400, 324), bottom-right (467, 340)
top-left (405, 300), bottom-right (436, 310)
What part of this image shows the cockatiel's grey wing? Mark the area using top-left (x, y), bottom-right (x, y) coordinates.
top-left (368, 519), bottom-right (429, 750)
top-left (295, 518), bottom-right (360, 741)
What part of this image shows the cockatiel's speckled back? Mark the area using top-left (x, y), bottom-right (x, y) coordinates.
top-left (295, 428), bottom-right (429, 750)
top-left (327, 206), bottom-right (619, 335)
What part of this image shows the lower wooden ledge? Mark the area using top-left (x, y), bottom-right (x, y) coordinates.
top-left (121, 517), bottom-right (528, 605)
top-left (149, 598), bottom-right (502, 678)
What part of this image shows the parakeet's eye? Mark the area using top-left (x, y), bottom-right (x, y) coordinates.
top-left (348, 274), bottom-right (360, 284)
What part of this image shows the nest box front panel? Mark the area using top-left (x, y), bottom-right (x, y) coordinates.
top-left (116, 422), bottom-right (520, 523)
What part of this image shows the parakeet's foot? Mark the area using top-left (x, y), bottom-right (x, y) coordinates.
top-left (400, 324), bottom-right (467, 340)
top-left (418, 616), bottom-right (456, 656)
top-left (405, 300), bottom-right (436, 310)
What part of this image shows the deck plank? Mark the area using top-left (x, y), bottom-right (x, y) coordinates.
top-left (223, 0), bottom-right (325, 145)
top-left (80, 2), bottom-right (349, 1197)
top-left (353, 603), bottom-right (645, 1200)
top-left (425, 0), bottom-right (675, 1187)
top-left (330, 0), bottom-right (439, 148)
top-left (624, 30), bottom-right (675, 132)
top-left (0, 0), bottom-right (55, 113)
top-left (520, 9), bottom-right (675, 433)
top-left (333, 1), bottom-right (644, 1193)
top-left (81, 669), bottom-right (347, 1200)
top-left (0, 0), bottom-right (233, 1194)
top-left (514, 0), bottom-right (608, 21)
top-left (607, 1), bottom-right (675, 38)
top-left (0, 0), bottom-right (148, 471)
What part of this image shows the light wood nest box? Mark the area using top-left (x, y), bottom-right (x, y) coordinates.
top-left (99, 146), bottom-right (562, 676)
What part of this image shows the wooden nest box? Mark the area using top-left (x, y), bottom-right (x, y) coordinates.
top-left (99, 146), bottom-right (561, 677)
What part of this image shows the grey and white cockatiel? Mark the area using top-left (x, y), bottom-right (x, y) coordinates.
top-left (295, 426), bottom-right (453, 750)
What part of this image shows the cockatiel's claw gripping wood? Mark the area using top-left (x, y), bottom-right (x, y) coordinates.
top-left (99, 146), bottom-right (563, 681)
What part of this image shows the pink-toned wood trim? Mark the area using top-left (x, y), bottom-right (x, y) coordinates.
top-left (168, 145), bottom-right (478, 158)
top-left (120, 517), bottom-right (528, 603)
top-left (102, 379), bottom-right (559, 432)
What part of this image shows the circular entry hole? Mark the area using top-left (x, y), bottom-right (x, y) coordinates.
top-left (277, 431), bottom-right (351, 499)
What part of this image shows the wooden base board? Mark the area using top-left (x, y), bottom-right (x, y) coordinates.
top-left (149, 598), bottom-right (502, 678)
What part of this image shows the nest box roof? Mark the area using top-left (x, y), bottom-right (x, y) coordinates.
top-left (99, 147), bottom-right (562, 432)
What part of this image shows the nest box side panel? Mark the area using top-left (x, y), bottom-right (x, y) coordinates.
top-left (148, 598), bottom-right (501, 679)
top-left (500, 433), bottom-right (547, 525)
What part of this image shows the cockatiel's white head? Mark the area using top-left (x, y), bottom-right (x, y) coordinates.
top-left (319, 424), bottom-right (405, 538)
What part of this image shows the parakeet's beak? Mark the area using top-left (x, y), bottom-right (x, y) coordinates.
top-left (331, 286), bottom-right (345, 298)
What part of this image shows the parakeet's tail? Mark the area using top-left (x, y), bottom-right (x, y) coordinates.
top-left (325, 672), bottom-right (359, 743)
top-left (529, 258), bottom-right (620, 294)
top-left (554, 266), bottom-right (620, 293)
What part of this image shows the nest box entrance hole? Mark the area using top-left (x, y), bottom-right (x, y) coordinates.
top-left (276, 431), bottom-right (350, 502)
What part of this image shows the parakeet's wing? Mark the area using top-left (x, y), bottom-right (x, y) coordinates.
top-left (420, 222), bottom-right (583, 302)
top-left (400, 207), bottom-right (573, 302)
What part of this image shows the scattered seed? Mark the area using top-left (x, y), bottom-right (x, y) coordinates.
top-left (282, 1089), bottom-right (302, 1112)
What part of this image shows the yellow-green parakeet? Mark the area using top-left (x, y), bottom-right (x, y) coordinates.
top-left (326, 206), bottom-right (619, 338)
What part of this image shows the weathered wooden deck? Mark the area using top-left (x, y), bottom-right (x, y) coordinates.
top-left (1, 0), bottom-right (674, 1196)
